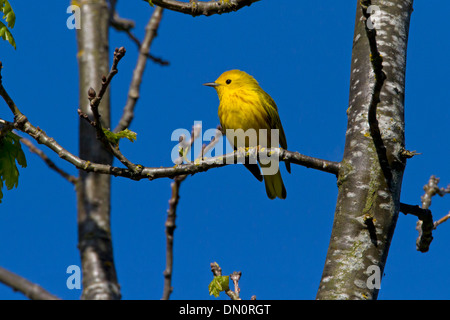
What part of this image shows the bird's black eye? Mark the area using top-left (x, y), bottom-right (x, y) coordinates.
top-left (226, 79), bottom-right (232, 84)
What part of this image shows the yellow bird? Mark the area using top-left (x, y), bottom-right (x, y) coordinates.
top-left (204, 70), bottom-right (290, 199)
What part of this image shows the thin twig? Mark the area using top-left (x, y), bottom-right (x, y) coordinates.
top-left (161, 124), bottom-right (217, 300)
top-left (84, 47), bottom-right (144, 175)
top-left (77, 108), bottom-right (96, 127)
top-left (421, 175), bottom-right (450, 208)
top-left (78, 105), bottom-right (141, 175)
top-left (0, 266), bottom-right (61, 300)
top-left (161, 174), bottom-right (183, 300)
top-left (230, 271), bottom-right (242, 299)
top-left (19, 137), bottom-right (78, 185)
top-left (115, 7), bottom-right (166, 133)
top-left (109, 1), bottom-right (168, 66)
top-left (210, 263), bottom-right (242, 300)
top-left (125, 29), bottom-right (169, 66)
top-left (89, 46), bottom-right (126, 112)
top-left (417, 176), bottom-right (450, 252)
top-left (108, 0), bottom-right (136, 32)
top-left (434, 212), bottom-right (450, 229)
top-left (400, 175), bottom-right (450, 252)
top-left (0, 61), bottom-right (21, 117)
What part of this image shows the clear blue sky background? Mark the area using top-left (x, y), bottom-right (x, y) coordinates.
top-left (0, 1), bottom-right (449, 300)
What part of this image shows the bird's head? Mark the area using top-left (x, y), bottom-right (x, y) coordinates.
top-left (203, 70), bottom-right (259, 99)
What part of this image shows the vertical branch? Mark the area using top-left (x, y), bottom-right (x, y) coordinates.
top-left (114, 7), bottom-right (165, 133)
top-left (75, 0), bottom-right (120, 300)
top-left (316, 0), bottom-right (413, 300)
top-left (162, 175), bottom-right (185, 300)
top-left (161, 126), bottom-right (220, 299)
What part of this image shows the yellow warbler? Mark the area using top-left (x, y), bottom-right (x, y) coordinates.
top-left (204, 70), bottom-right (290, 199)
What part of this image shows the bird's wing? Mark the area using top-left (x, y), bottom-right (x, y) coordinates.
top-left (260, 91), bottom-right (291, 173)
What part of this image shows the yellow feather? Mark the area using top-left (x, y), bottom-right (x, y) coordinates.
top-left (205, 70), bottom-right (290, 199)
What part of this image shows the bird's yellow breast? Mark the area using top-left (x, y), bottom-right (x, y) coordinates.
top-left (218, 89), bottom-right (272, 149)
top-left (218, 89), bottom-right (270, 132)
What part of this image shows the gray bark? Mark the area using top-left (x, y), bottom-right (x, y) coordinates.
top-left (75, 0), bottom-right (120, 300)
top-left (316, 0), bottom-right (413, 300)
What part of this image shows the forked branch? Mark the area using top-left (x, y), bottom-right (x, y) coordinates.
top-left (400, 175), bottom-right (450, 252)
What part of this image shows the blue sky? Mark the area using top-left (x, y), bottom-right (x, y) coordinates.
top-left (0, 1), bottom-right (449, 300)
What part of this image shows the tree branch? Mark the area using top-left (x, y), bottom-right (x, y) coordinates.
top-left (146, 146), bottom-right (340, 180)
top-left (88, 46), bottom-right (125, 120)
top-left (229, 271), bottom-right (242, 300)
top-left (115, 6), bottom-right (166, 133)
top-left (417, 176), bottom-right (449, 252)
top-left (73, 0), bottom-right (120, 300)
top-left (0, 266), bottom-right (61, 300)
top-left (0, 61), bottom-right (22, 118)
top-left (421, 175), bottom-right (450, 208)
top-left (109, 0), bottom-right (168, 65)
top-left (80, 47), bottom-right (145, 175)
top-left (19, 137), bottom-right (78, 185)
top-left (148, 0), bottom-right (260, 17)
top-left (5, 121), bottom-right (341, 182)
top-left (108, 0), bottom-right (136, 31)
top-left (434, 211), bottom-right (450, 229)
top-left (400, 175), bottom-right (450, 252)
top-left (162, 125), bottom-right (219, 300)
top-left (210, 262), bottom-right (241, 300)
top-left (161, 174), bottom-right (183, 300)
top-left (316, 0), bottom-right (412, 300)
top-left (399, 202), bottom-right (434, 252)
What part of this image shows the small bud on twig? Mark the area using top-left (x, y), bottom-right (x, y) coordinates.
top-left (114, 47), bottom-right (126, 60)
top-left (88, 87), bottom-right (96, 100)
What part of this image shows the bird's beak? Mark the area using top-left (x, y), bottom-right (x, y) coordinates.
top-left (203, 82), bottom-right (220, 87)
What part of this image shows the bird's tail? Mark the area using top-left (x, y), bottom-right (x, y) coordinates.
top-left (262, 166), bottom-right (286, 200)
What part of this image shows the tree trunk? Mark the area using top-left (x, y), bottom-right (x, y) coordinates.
top-left (316, 0), bottom-right (413, 300)
top-left (75, 0), bottom-right (120, 300)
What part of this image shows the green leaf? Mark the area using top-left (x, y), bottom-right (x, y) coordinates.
top-left (0, 132), bottom-right (27, 203)
top-left (208, 275), bottom-right (229, 298)
top-left (0, 0), bottom-right (16, 49)
top-left (0, 21), bottom-right (15, 49)
top-left (1, 0), bottom-right (15, 28)
top-left (8, 132), bottom-right (26, 167)
top-left (103, 128), bottom-right (137, 146)
top-left (143, 0), bottom-right (154, 7)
